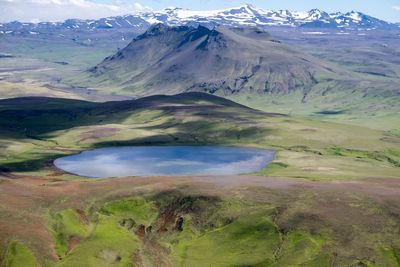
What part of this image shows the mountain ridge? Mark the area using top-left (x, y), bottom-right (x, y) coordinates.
top-left (1, 4), bottom-right (398, 37)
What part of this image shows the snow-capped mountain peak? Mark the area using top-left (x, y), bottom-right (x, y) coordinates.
top-left (136, 5), bottom-right (393, 29)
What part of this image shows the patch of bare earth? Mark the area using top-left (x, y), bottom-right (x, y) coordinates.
top-left (68, 236), bottom-right (81, 252)
top-left (80, 127), bottom-right (120, 142)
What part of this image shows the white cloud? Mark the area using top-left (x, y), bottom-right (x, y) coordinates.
top-left (393, 6), bottom-right (400, 11)
top-left (0, 0), bottom-right (152, 22)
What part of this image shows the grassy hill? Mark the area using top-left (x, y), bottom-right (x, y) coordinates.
top-left (0, 92), bottom-right (398, 179)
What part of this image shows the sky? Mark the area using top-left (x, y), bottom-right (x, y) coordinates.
top-left (0, 0), bottom-right (399, 23)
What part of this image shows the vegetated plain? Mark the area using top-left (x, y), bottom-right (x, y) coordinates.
top-left (0, 25), bottom-right (399, 267)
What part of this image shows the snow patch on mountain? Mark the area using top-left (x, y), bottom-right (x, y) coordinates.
top-left (0, 4), bottom-right (396, 35)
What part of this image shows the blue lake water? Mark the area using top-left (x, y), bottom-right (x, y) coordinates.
top-left (54, 146), bottom-right (275, 178)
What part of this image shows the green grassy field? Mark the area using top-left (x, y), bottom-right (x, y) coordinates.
top-left (1, 241), bottom-right (40, 267)
top-left (227, 81), bottom-right (400, 132)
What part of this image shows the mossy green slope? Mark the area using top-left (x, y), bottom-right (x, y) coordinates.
top-left (1, 241), bottom-right (40, 267)
top-left (48, 196), bottom-right (328, 267)
top-left (42, 189), bottom-right (400, 267)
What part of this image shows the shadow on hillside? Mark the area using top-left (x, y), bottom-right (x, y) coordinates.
top-left (0, 153), bottom-right (64, 173)
top-left (0, 93), bottom-right (268, 140)
top-left (0, 123), bottom-right (272, 173)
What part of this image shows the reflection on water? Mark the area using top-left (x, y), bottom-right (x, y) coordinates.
top-left (54, 146), bottom-right (275, 178)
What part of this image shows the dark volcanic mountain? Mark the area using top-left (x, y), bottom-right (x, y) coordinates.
top-left (90, 24), bottom-right (337, 95)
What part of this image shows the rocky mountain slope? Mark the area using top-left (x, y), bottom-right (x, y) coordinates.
top-left (88, 24), bottom-right (338, 96)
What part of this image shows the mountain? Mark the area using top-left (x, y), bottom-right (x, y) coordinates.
top-left (140, 6), bottom-right (395, 30)
top-left (0, 15), bottom-right (149, 36)
top-left (0, 4), bottom-right (397, 37)
top-left (0, 15), bottom-right (150, 31)
top-left (88, 24), bottom-right (337, 96)
top-left (299, 11), bottom-right (396, 29)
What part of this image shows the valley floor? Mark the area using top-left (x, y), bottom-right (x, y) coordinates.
top-left (0, 30), bottom-right (399, 266)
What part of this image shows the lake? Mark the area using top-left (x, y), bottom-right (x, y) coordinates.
top-left (54, 146), bottom-right (275, 178)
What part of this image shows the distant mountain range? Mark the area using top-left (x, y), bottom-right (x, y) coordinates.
top-left (140, 5), bottom-right (397, 30)
top-left (1, 4), bottom-right (398, 36)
